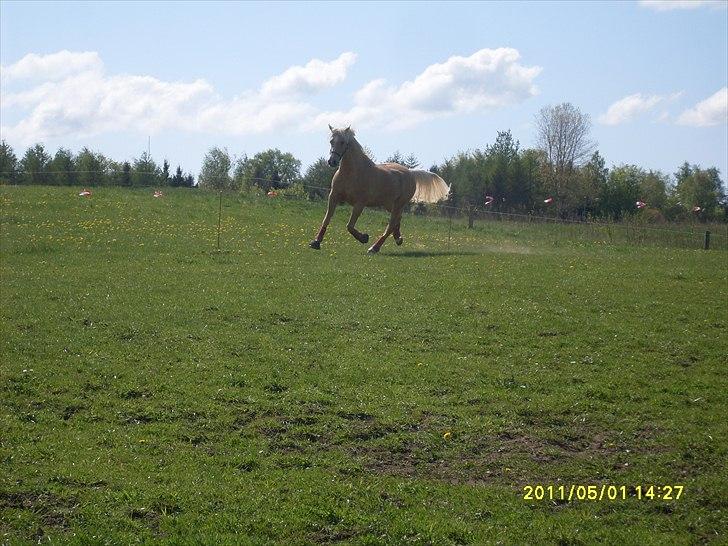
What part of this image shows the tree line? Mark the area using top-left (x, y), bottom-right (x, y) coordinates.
top-left (2, 102), bottom-right (725, 222)
top-left (195, 105), bottom-right (725, 222)
top-left (0, 142), bottom-right (195, 188)
top-left (429, 103), bottom-right (726, 223)
top-left (433, 130), bottom-right (726, 223)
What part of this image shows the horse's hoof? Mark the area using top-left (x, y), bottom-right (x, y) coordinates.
top-left (395, 237), bottom-right (403, 246)
top-left (361, 233), bottom-right (369, 244)
top-left (309, 240), bottom-right (321, 250)
top-left (367, 245), bottom-right (379, 254)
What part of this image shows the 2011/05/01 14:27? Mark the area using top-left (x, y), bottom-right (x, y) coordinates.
top-left (523, 484), bottom-right (685, 501)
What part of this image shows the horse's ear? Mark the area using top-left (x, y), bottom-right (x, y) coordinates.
top-left (328, 124), bottom-right (334, 132)
top-left (345, 125), bottom-right (351, 133)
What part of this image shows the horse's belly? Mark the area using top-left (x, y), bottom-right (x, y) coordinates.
top-left (365, 194), bottom-right (393, 209)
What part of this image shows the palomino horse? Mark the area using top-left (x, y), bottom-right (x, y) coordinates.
top-left (309, 126), bottom-right (450, 253)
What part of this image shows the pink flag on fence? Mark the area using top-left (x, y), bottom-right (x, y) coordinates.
top-left (484, 195), bottom-right (494, 206)
top-left (636, 200), bottom-right (647, 209)
top-left (79, 189), bottom-right (92, 197)
top-left (153, 190), bottom-right (163, 198)
top-left (692, 206), bottom-right (702, 212)
top-left (544, 197), bottom-right (554, 204)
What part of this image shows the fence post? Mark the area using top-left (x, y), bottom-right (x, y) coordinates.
top-left (217, 190), bottom-right (222, 251)
top-left (448, 210), bottom-right (452, 250)
top-left (704, 230), bottom-right (710, 250)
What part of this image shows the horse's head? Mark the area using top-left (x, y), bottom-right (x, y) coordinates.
top-left (328, 124), bottom-right (353, 167)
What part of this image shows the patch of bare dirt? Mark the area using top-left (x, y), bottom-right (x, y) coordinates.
top-left (0, 490), bottom-right (77, 530)
top-left (232, 405), bottom-right (646, 485)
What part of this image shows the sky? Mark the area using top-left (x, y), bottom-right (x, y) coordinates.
top-left (1, 0), bottom-right (727, 180)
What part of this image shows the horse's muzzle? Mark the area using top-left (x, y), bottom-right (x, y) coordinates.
top-left (328, 157), bottom-right (339, 167)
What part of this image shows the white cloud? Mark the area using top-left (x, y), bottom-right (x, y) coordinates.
top-left (189, 53), bottom-right (359, 134)
top-left (638, 0), bottom-right (727, 10)
top-left (677, 87), bottom-right (728, 126)
top-left (260, 52), bottom-right (356, 97)
top-left (313, 48), bottom-right (541, 130)
top-left (0, 50), bottom-right (357, 143)
top-left (598, 92), bottom-right (681, 125)
top-left (2, 69), bottom-right (216, 142)
top-left (1, 50), bottom-right (103, 81)
top-left (0, 48), bottom-right (541, 143)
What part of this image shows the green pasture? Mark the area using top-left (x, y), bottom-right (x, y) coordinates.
top-left (1, 186), bottom-right (726, 544)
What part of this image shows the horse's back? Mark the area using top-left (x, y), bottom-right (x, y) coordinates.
top-left (333, 161), bottom-right (416, 209)
top-left (373, 163), bottom-right (417, 206)
top-left (377, 162), bottom-right (409, 173)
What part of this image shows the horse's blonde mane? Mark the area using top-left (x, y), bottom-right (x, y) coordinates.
top-left (332, 126), bottom-right (355, 138)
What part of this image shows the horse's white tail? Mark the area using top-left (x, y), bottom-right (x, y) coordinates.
top-left (410, 170), bottom-right (450, 203)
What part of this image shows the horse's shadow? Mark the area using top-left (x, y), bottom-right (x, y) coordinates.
top-left (383, 249), bottom-right (477, 258)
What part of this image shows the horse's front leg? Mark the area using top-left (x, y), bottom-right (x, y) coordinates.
top-left (368, 208), bottom-right (401, 254)
top-left (310, 193), bottom-right (339, 250)
top-left (347, 203), bottom-right (369, 244)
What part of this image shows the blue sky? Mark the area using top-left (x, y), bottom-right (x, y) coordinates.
top-left (1, 0), bottom-right (727, 180)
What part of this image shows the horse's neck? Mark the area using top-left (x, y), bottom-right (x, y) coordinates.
top-left (342, 138), bottom-right (374, 171)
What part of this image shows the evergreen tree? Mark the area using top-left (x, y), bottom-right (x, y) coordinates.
top-left (384, 151), bottom-right (420, 169)
top-left (48, 148), bottom-right (76, 185)
top-left (404, 154), bottom-right (420, 169)
top-left (519, 148), bottom-right (546, 212)
top-left (75, 147), bottom-right (108, 186)
top-left (577, 151), bottom-right (609, 217)
top-left (162, 159), bottom-right (170, 186)
top-left (485, 131), bottom-right (520, 209)
top-left (106, 161), bottom-right (125, 186)
top-left (0, 140), bottom-right (19, 184)
top-left (121, 162), bottom-right (132, 186)
top-left (132, 152), bottom-right (160, 186)
top-left (674, 162), bottom-right (693, 186)
top-left (171, 165), bottom-right (185, 187)
top-left (362, 145), bottom-right (376, 163)
top-left (19, 144), bottom-right (51, 185)
top-left (385, 151), bottom-right (405, 165)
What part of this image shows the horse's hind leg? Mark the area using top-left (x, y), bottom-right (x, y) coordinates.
top-left (368, 208), bottom-right (401, 254)
top-left (393, 218), bottom-right (403, 246)
top-left (310, 193), bottom-right (338, 249)
top-left (347, 203), bottom-right (369, 244)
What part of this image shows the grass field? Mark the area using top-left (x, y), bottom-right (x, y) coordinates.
top-left (1, 185), bottom-right (727, 545)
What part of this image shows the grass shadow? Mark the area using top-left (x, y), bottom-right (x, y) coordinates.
top-left (383, 250), bottom-right (478, 258)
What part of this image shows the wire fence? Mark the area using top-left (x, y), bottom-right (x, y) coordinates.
top-left (268, 182), bottom-right (728, 252)
top-left (2, 176), bottom-right (726, 252)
